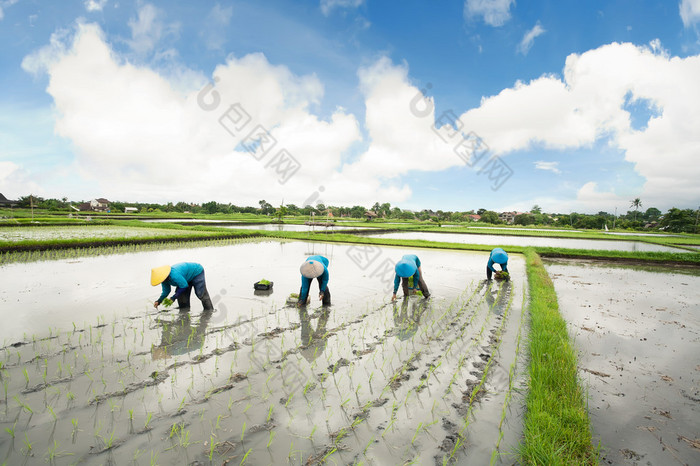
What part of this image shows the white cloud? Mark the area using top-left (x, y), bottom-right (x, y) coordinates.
top-left (20, 23), bottom-right (402, 206)
top-left (127, 3), bottom-right (179, 58)
top-left (458, 41), bottom-right (700, 210)
top-left (0, 161), bottom-right (41, 199)
top-left (534, 161), bottom-right (560, 174)
top-left (517, 21), bottom-right (545, 55)
top-left (680, 0), bottom-right (700, 27)
top-left (0, 0), bottom-right (19, 21)
top-left (203, 4), bottom-right (234, 51)
top-left (320, 0), bottom-right (364, 17)
top-left (84, 0), bottom-right (107, 12)
top-left (464, 0), bottom-right (515, 27)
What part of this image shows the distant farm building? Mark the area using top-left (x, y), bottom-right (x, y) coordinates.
top-left (0, 193), bottom-right (17, 207)
top-left (79, 198), bottom-right (111, 212)
top-left (124, 207), bottom-right (138, 213)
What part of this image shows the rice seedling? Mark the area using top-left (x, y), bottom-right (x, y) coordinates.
top-left (21, 433), bottom-right (33, 455)
top-left (5, 422), bottom-right (15, 438)
top-left (266, 431), bottom-right (276, 448)
top-left (241, 448), bottom-right (252, 464)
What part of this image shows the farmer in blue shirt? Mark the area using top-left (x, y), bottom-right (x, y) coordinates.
top-left (299, 255), bottom-right (330, 306)
top-left (486, 248), bottom-right (509, 280)
top-left (392, 254), bottom-right (430, 301)
top-left (151, 262), bottom-right (213, 311)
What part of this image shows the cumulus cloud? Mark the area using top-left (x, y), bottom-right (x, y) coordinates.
top-left (534, 161), bottom-right (560, 174)
top-left (84, 0), bottom-right (107, 12)
top-left (517, 21), bottom-right (545, 55)
top-left (20, 22), bottom-right (404, 206)
top-left (464, 0), bottom-right (515, 27)
top-left (458, 41), bottom-right (700, 209)
top-left (320, 0), bottom-right (364, 17)
top-left (680, 0), bottom-right (700, 27)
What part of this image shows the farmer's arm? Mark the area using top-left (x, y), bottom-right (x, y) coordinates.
top-left (392, 274), bottom-right (400, 300)
top-left (299, 276), bottom-right (311, 302)
top-left (502, 261), bottom-right (508, 273)
top-left (319, 269), bottom-right (329, 293)
top-left (487, 258), bottom-right (497, 273)
top-left (157, 283), bottom-right (171, 303)
top-left (168, 271), bottom-right (189, 300)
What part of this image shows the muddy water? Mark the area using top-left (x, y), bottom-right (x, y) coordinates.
top-left (363, 231), bottom-right (691, 253)
top-left (545, 258), bottom-right (700, 465)
top-left (0, 240), bottom-right (527, 465)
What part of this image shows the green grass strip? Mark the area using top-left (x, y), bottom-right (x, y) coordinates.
top-left (519, 248), bottom-right (597, 465)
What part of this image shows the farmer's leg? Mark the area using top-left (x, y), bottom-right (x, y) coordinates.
top-left (192, 271), bottom-right (213, 311)
top-left (320, 281), bottom-right (331, 306)
top-left (486, 265), bottom-right (493, 280)
top-left (401, 277), bottom-right (410, 297)
top-left (177, 286), bottom-right (192, 309)
top-left (417, 275), bottom-right (430, 298)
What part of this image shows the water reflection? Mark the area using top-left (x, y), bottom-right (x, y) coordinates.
top-left (392, 297), bottom-right (430, 341)
top-left (477, 279), bottom-right (512, 315)
top-left (298, 308), bottom-right (331, 362)
top-left (152, 310), bottom-right (213, 359)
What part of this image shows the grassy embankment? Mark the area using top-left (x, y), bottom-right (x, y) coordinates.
top-left (519, 249), bottom-right (597, 464)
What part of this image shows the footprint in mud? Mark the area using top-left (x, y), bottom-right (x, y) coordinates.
top-left (328, 357), bottom-right (351, 373)
top-left (389, 373), bottom-right (411, 390)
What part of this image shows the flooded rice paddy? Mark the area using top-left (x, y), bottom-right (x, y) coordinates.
top-left (545, 259), bottom-right (700, 465)
top-left (0, 240), bottom-right (527, 465)
top-left (0, 226), bottom-right (212, 243)
top-left (362, 231), bottom-right (689, 253)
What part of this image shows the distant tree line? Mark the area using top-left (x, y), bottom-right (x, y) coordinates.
top-left (7, 195), bottom-right (699, 233)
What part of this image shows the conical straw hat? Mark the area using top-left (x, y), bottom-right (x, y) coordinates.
top-left (300, 260), bottom-right (325, 278)
top-left (151, 265), bottom-right (171, 286)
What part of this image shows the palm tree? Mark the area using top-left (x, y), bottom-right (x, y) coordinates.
top-left (630, 198), bottom-right (642, 221)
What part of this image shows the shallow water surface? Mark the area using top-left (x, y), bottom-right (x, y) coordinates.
top-left (545, 258), bottom-right (700, 465)
top-left (0, 240), bottom-right (528, 465)
top-left (364, 230), bottom-right (690, 252)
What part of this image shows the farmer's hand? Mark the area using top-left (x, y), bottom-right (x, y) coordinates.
top-left (319, 292), bottom-right (324, 301)
top-left (391, 293), bottom-right (397, 302)
top-left (153, 301), bottom-right (160, 308)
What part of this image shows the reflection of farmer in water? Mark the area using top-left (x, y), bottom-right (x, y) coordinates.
top-left (298, 308), bottom-right (331, 362)
top-left (299, 255), bottom-right (331, 306)
top-left (151, 262), bottom-right (214, 311)
top-left (392, 298), bottom-right (429, 340)
top-left (392, 254), bottom-right (431, 301)
top-left (477, 279), bottom-right (512, 315)
top-left (152, 310), bottom-right (213, 359)
top-left (486, 248), bottom-right (509, 280)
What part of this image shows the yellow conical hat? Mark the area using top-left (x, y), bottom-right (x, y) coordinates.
top-left (151, 265), bottom-right (171, 286)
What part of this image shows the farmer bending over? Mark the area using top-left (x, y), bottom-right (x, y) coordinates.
top-left (486, 247), bottom-right (509, 280)
top-left (299, 255), bottom-right (331, 306)
top-left (392, 254), bottom-right (430, 301)
top-left (151, 262), bottom-right (213, 311)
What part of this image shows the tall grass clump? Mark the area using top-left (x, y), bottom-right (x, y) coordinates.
top-left (519, 249), bottom-right (596, 465)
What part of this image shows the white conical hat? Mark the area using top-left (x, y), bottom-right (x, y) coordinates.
top-left (300, 260), bottom-right (324, 278)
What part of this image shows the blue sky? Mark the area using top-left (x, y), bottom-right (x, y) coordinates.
top-left (1, 0), bottom-right (699, 213)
